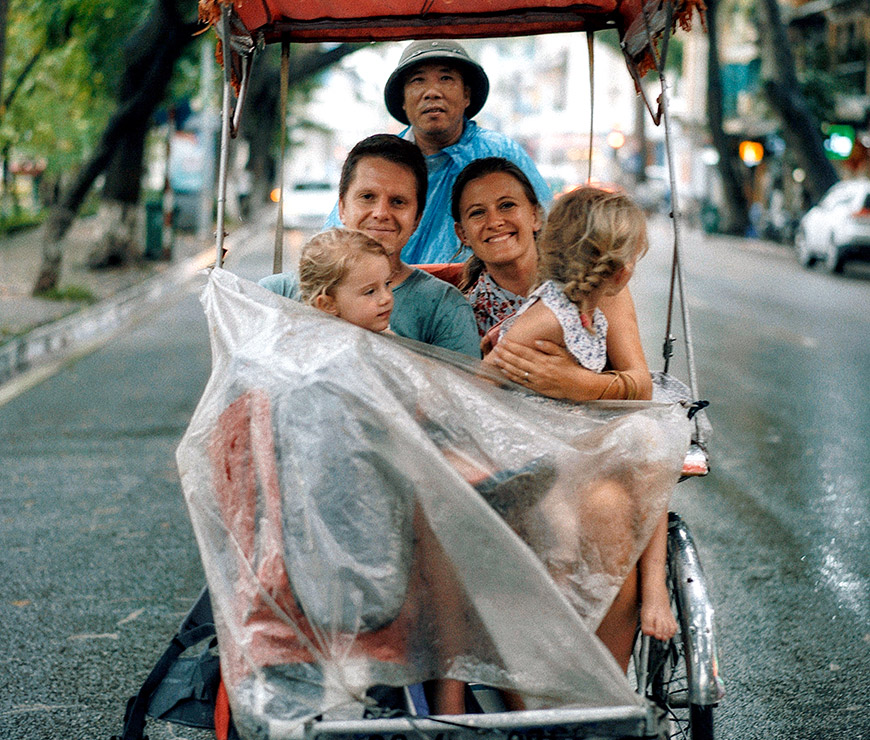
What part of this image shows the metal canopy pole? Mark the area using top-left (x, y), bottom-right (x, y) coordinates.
top-left (586, 31), bottom-right (594, 184)
top-left (640, 3), bottom-right (706, 447)
top-left (273, 40), bottom-right (290, 275)
top-left (214, 5), bottom-right (235, 269)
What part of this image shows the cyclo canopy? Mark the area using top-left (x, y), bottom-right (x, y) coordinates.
top-left (200, 0), bottom-right (703, 82)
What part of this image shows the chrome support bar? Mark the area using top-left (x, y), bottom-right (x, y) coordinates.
top-left (668, 513), bottom-right (726, 706)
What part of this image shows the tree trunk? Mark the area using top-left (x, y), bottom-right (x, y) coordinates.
top-left (705, 0), bottom-right (750, 235)
top-left (756, 0), bottom-right (837, 204)
top-left (0, 0), bottom-right (7, 119)
top-left (33, 13), bottom-right (360, 293)
top-left (33, 0), bottom-right (198, 293)
top-left (86, 0), bottom-right (199, 268)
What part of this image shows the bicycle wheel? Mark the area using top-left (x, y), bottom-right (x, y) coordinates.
top-left (631, 515), bottom-right (719, 740)
top-left (641, 623), bottom-right (713, 740)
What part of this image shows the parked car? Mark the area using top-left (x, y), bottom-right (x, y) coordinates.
top-left (795, 179), bottom-right (870, 273)
top-left (282, 180), bottom-right (336, 229)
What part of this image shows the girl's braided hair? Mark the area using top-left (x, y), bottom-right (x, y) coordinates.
top-left (536, 186), bottom-right (648, 313)
top-left (298, 228), bottom-right (390, 305)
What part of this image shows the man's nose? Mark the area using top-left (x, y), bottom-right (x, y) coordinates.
top-left (371, 197), bottom-right (390, 218)
top-left (422, 80), bottom-right (443, 98)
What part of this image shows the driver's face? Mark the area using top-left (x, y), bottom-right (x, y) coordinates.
top-left (338, 156), bottom-right (421, 257)
top-left (402, 62), bottom-right (470, 147)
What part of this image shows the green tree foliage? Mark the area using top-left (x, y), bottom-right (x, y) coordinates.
top-left (1, 0), bottom-right (151, 177)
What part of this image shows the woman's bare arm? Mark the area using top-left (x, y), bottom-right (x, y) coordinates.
top-left (488, 339), bottom-right (614, 400)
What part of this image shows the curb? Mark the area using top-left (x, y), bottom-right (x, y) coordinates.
top-left (0, 212), bottom-right (271, 391)
top-left (0, 249), bottom-right (215, 388)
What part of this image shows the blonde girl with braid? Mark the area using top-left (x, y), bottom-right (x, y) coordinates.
top-left (487, 186), bottom-right (648, 381)
top-left (483, 185), bottom-right (677, 659)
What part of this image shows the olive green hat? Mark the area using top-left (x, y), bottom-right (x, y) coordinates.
top-left (384, 39), bottom-right (490, 125)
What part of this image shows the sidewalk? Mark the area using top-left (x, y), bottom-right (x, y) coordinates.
top-left (0, 216), bottom-right (209, 337)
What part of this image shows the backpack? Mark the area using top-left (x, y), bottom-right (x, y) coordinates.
top-left (112, 587), bottom-right (240, 740)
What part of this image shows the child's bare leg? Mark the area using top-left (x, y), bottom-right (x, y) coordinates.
top-left (438, 447), bottom-right (491, 486)
top-left (414, 507), bottom-right (467, 715)
top-left (638, 511), bottom-right (677, 641)
top-left (577, 479), bottom-right (634, 573)
top-left (428, 678), bottom-right (466, 714)
top-left (595, 565), bottom-right (639, 672)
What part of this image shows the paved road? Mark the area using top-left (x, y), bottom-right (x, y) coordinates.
top-left (0, 229), bottom-right (275, 740)
top-left (0, 218), bottom-right (867, 739)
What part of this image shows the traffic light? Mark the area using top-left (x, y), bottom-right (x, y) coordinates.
top-left (739, 140), bottom-right (763, 166)
top-left (822, 124), bottom-right (855, 161)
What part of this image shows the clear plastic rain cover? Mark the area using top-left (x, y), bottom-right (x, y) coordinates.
top-left (176, 268), bottom-right (691, 739)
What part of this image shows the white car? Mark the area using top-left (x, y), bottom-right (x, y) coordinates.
top-left (795, 179), bottom-right (870, 273)
top-left (282, 180), bottom-right (337, 229)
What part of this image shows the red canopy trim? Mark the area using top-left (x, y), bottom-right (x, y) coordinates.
top-left (200, 0), bottom-right (705, 89)
top-left (212, 1), bottom-right (619, 41)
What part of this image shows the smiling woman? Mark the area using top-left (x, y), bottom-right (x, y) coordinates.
top-left (452, 158), bottom-right (544, 336)
top-left (451, 156), bottom-right (653, 404)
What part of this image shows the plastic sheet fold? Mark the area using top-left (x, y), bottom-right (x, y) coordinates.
top-left (176, 268), bottom-right (691, 739)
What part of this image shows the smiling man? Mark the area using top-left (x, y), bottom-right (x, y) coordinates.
top-left (381, 39), bottom-right (552, 264)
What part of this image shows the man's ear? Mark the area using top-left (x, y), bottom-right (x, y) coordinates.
top-left (463, 84), bottom-right (471, 112)
top-left (337, 198), bottom-right (346, 225)
top-left (314, 293), bottom-right (339, 315)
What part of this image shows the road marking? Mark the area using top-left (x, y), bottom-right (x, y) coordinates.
top-left (0, 359), bottom-right (73, 407)
top-left (67, 632), bottom-right (119, 640)
top-left (1, 704), bottom-right (82, 716)
top-left (118, 608), bottom-right (144, 625)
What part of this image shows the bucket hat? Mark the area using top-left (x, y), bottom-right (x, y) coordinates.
top-left (384, 39), bottom-right (490, 125)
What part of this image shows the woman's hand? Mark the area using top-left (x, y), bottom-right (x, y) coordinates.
top-left (487, 338), bottom-right (603, 400)
top-left (479, 325), bottom-right (501, 357)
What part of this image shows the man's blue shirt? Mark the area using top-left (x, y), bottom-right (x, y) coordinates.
top-left (326, 120), bottom-right (552, 264)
